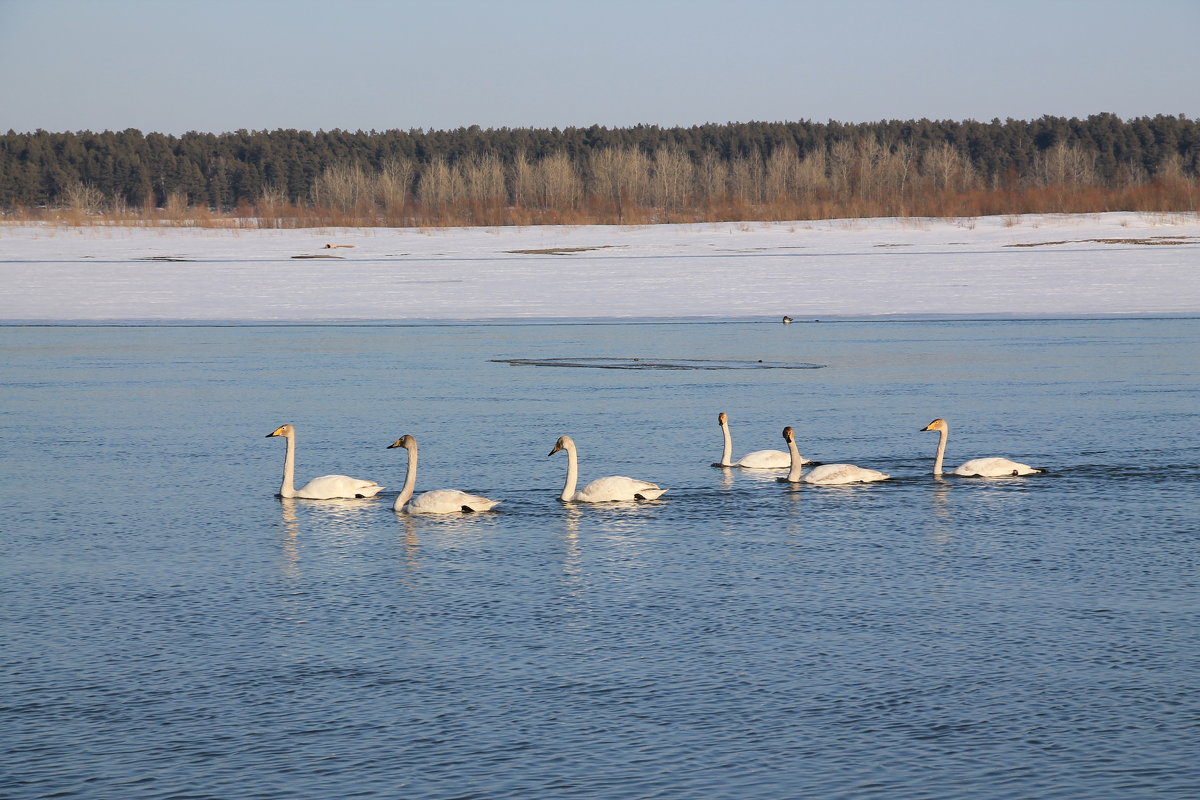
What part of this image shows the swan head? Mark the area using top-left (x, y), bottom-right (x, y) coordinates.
top-left (782, 426), bottom-right (794, 442)
top-left (548, 435), bottom-right (574, 456)
top-left (266, 424), bottom-right (294, 438)
top-left (718, 412), bottom-right (728, 425)
top-left (387, 434), bottom-right (416, 450)
top-left (922, 418), bottom-right (948, 433)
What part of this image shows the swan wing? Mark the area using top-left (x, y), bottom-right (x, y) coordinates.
top-left (734, 449), bottom-right (793, 469)
top-left (802, 463), bottom-right (890, 485)
top-left (953, 458), bottom-right (1041, 477)
top-left (409, 489), bottom-right (501, 514)
top-left (575, 476), bottom-right (667, 503)
top-left (296, 474), bottom-right (384, 499)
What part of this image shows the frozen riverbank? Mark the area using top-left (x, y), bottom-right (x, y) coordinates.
top-left (1, 212), bottom-right (1197, 322)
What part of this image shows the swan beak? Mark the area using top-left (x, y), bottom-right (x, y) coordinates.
top-left (386, 439), bottom-right (402, 449)
top-left (548, 445), bottom-right (561, 456)
top-left (266, 428), bottom-right (283, 437)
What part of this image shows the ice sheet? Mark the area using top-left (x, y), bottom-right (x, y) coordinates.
top-left (1, 213), bottom-right (1197, 321)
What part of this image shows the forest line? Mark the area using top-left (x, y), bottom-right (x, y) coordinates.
top-left (2, 114), bottom-right (1197, 226)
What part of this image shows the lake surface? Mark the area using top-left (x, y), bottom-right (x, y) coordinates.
top-left (2, 318), bottom-right (1198, 799)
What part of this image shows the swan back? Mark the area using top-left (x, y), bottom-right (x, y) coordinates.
top-left (802, 463), bottom-right (890, 485)
top-left (953, 457), bottom-right (1041, 477)
top-left (734, 449), bottom-right (793, 469)
top-left (576, 476), bottom-right (666, 503)
top-left (295, 474), bottom-right (384, 499)
top-left (409, 489), bottom-right (502, 514)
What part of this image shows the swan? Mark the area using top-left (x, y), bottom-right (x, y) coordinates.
top-left (266, 424), bottom-right (384, 499)
top-left (713, 411), bottom-right (804, 468)
top-left (777, 426), bottom-right (889, 485)
top-left (549, 435), bottom-right (667, 502)
top-left (921, 418), bottom-right (1042, 477)
top-left (387, 434), bottom-right (501, 513)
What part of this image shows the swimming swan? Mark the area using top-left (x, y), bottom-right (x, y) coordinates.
top-left (777, 426), bottom-right (889, 485)
top-left (266, 424), bottom-right (384, 499)
top-left (387, 434), bottom-right (501, 513)
top-left (549, 435), bottom-right (667, 502)
top-left (921, 418), bottom-right (1041, 477)
top-left (713, 411), bottom-right (801, 468)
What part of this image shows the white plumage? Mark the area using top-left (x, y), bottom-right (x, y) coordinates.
top-left (387, 434), bottom-right (500, 513)
top-left (266, 424), bottom-right (383, 500)
top-left (921, 418), bottom-right (1041, 476)
top-left (713, 411), bottom-right (804, 468)
top-left (777, 426), bottom-right (889, 485)
top-left (549, 435), bottom-right (667, 502)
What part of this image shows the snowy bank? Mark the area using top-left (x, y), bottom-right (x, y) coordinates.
top-left (1, 213), bottom-right (1198, 322)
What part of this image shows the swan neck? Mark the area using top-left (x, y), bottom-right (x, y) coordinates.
top-left (785, 436), bottom-right (805, 482)
top-left (394, 444), bottom-right (418, 511)
top-left (560, 442), bottom-right (578, 501)
top-left (279, 431), bottom-right (297, 498)
top-left (719, 420), bottom-right (733, 465)
top-left (933, 426), bottom-right (947, 476)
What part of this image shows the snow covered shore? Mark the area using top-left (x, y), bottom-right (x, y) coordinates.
top-left (1, 212), bottom-right (1197, 322)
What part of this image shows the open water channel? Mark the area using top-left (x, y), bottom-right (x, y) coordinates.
top-left (2, 317), bottom-right (1197, 799)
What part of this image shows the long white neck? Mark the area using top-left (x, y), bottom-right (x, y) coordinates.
top-left (394, 444), bottom-right (418, 511)
top-left (785, 435), bottom-right (805, 482)
top-left (719, 420), bottom-right (733, 465)
top-left (932, 426), bottom-right (947, 476)
top-left (560, 442), bottom-right (579, 501)
top-left (279, 432), bottom-right (298, 498)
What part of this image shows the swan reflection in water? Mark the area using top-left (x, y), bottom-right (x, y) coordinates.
top-left (927, 476), bottom-right (955, 547)
top-left (560, 505), bottom-right (585, 584)
top-left (392, 513), bottom-right (422, 574)
top-left (274, 494), bottom-right (382, 560)
top-left (278, 497), bottom-right (302, 579)
top-left (715, 467), bottom-right (735, 491)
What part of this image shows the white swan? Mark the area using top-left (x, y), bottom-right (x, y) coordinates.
top-left (777, 426), bottom-right (889, 485)
top-left (387, 434), bottom-right (501, 513)
top-left (921, 418), bottom-right (1042, 477)
top-left (713, 411), bottom-right (803, 468)
top-left (266, 424), bottom-right (384, 499)
top-left (549, 435), bottom-right (667, 502)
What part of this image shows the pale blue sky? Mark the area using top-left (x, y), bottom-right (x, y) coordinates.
top-left (1, 0), bottom-right (1196, 135)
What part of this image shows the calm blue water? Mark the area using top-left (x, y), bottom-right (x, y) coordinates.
top-left (2, 318), bottom-right (1198, 799)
